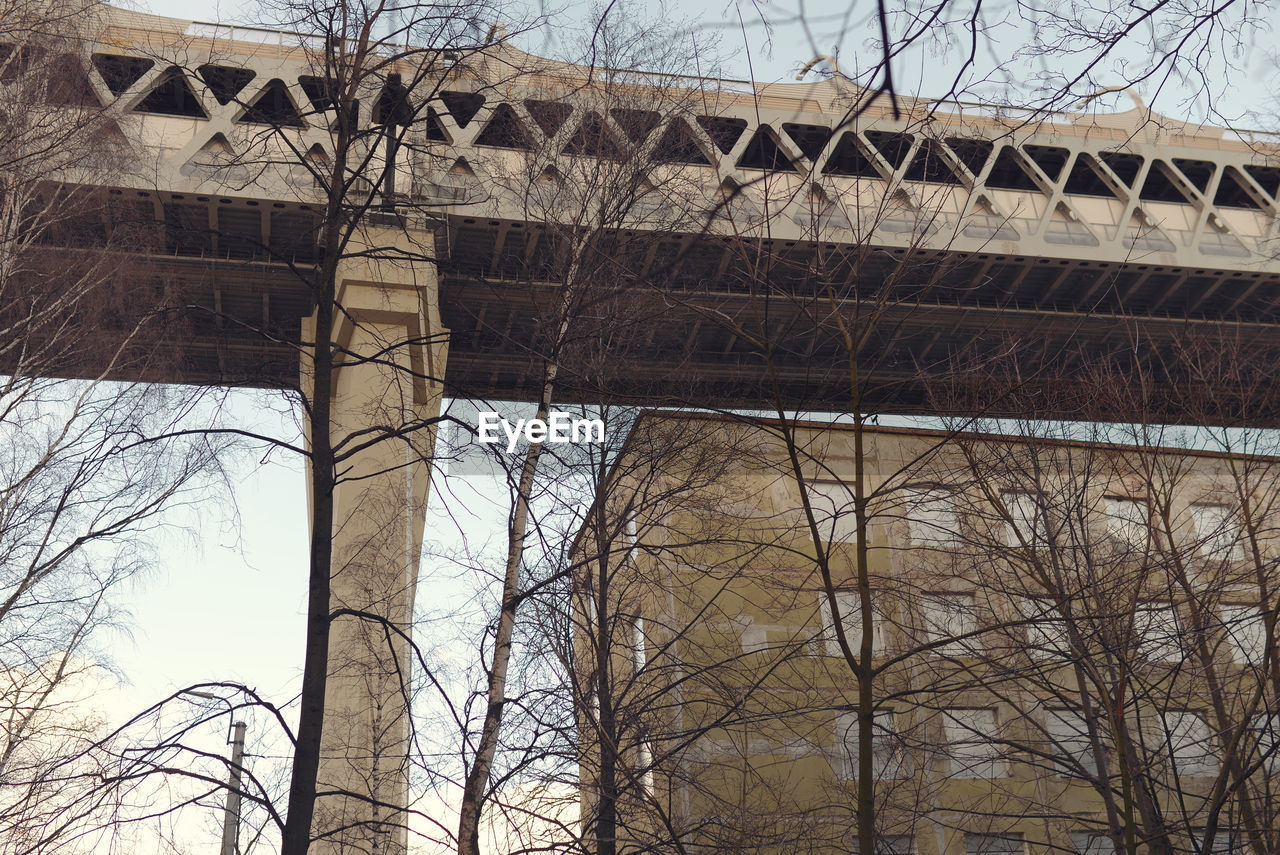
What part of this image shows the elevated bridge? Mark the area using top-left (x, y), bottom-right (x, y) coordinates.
top-left (72, 8), bottom-right (1280, 412)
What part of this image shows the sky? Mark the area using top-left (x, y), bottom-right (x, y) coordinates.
top-left (96, 393), bottom-right (521, 849)
top-left (88, 0), bottom-right (1280, 849)
top-left (130, 0), bottom-right (1280, 125)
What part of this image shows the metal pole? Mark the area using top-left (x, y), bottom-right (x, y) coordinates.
top-left (220, 722), bottom-right (247, 855)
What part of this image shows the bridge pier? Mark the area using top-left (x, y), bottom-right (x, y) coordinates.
top-left (300, 225), bottom-right (447, 854)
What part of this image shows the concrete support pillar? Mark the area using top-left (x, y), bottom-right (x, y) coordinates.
top-left (300, 223), bottom-right (447, 855)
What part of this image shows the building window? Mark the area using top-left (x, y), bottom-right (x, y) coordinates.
top-left (876, 837), bottom-right (914, 855)
top-left (835, 710), bottom-right (903, 780)
top-left (1195, 828), bottom-right (1245, 855)
top-left (689, 734), bottom-right (735, 765)
top-left (1105, 496), bottom-right (1149, 549)
top-left (1135, 601), bottom-right (1181, 663)
top-left (1159, 710), bottom-right (1218, 777)
top-left (944, 708), bottom-right (1005, 778)
top-left (630, 615), bottom-right (646, 673)
top-left (1045, 708), bottom-right (1095, 778)
top-left (806, 480), bottom-right (858, 543)
top-left (1190, 504), bottom-right (1243, 561)
top-left (1018, 597), bottom-right (1070, 659)
top-left (1002, 491), bottom-right (1045, 547)
top-left (923, 592), bottom-right (979, 656)
top-left (965, 833), bottom-right (1024, 855)
top-left (739, 617), bottom-right (768, 654)
top-left (1252, 714), bottom-right (1280, 776)
top-left (1070, 832), bottom-right (1113, 855)
top-left (1221, 604), bottom-right (1266, 665)
top-left (908, 489), bottom-right (959, 546)
top-left (850, 835), bottom-right (914, 855)
top-left (819, 591), bottom-right (884, 657)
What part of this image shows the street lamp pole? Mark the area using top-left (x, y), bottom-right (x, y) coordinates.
top-left (220, 721), bottom-right (247, 855)
top-left (186, 691), bottom-right (247, 855)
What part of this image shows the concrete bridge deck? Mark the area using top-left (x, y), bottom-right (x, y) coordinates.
top-left (37, 7), bottom-right (1280, 414)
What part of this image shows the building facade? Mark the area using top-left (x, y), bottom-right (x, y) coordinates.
top-left (574, 413), bottom-right (1280, 855)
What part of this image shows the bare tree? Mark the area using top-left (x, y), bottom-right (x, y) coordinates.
top-left (20, 0), bottom-right (1279, 852)
top-left (443, 18), bottom-right (756, 852)
top-left (657, 104), bottom-right (1038, 851)
top-left (909, 336), bottom-right (1280, 855)
top-left (55, 1), bottom-right (528, 850)
top-left (0, 3), bottom-right (229, 850)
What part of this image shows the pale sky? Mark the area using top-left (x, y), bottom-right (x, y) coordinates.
top-left (132, 0), bottom-right (1280, 124)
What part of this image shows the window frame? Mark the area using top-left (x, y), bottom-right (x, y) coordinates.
top-left (1193, 827), bottom-right (1245, 855)
top-left (1018, 597), bottom-right (1070, 659)
top-left (1220, 603), bottom-right (1266, 666)
top-left (1135, 601), bottom-right (1182, 663)
top-left (922, 591), bottom-right (980, 656)
top-left (907, 488), bottom-right (960, 546)
top-left (1252, 713), bottom-right (1280, 776)
top-left (1159, 709), bottom-right (1219, 778)
top-left (1044, 707), bottom-right (1096, 778)
top-left (1190, 503), bottom-right (1244, 561)
top-left (818, 590), bottom-right (885, 657)
top-left (964, 833), bottom-right (1025, 855)
top-left (834, 709), bottom-right (904, 780)
top-left (1104, 495), bottom-right (1149, 550)
top-left (943, 707), bottom-right (1006, 778)
top-left (1069, 832), bottom-right (1113, 855)
top-left (1002, 491), bottom-right (1046, 548)
top-left (805, 480), bottom-right (859, 543)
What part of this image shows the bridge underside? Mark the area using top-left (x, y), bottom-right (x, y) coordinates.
top-left (86, 211), bottom-right (1280, 423)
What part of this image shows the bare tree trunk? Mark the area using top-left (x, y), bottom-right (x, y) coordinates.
top-left (458, 258), bottom-right (577, 852)
top-left (282, 205), bottom-right (341, 855)
top-left (592, 532), bottom-right (620, 855)
top-left (457, 394), bottom-right (551, 855)
top-left (851, 414), bottom-right (876, 855)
